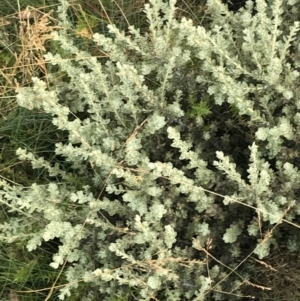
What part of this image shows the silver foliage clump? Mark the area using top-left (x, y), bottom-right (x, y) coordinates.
top-left (2, 0), bottom-right (300, 299)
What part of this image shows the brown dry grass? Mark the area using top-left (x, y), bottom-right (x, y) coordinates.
top-left (2, 7), bottom-right (58, 87)
top-left (252, 247), bottom-right (300, 301)
top-left (0, 6), bottom-right (59, 120)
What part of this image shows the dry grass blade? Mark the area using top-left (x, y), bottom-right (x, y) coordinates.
top-left (0, 7), bottom-right (60, 103)
top-left (17, 8), bottom-right (59, 78)
top-left (251, 257), bottom-right (277, 272)
top-left (17, 7), bottom-right (43, 20)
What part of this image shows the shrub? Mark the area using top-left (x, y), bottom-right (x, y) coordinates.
top-left (1, 0), bottom-right (300, 300)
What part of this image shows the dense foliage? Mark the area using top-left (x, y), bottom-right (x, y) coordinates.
top-left (1, 0), bottom-right (300, 300)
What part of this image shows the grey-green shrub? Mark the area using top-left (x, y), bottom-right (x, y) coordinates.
top-left (1, 0), bottom-right (300, 299)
